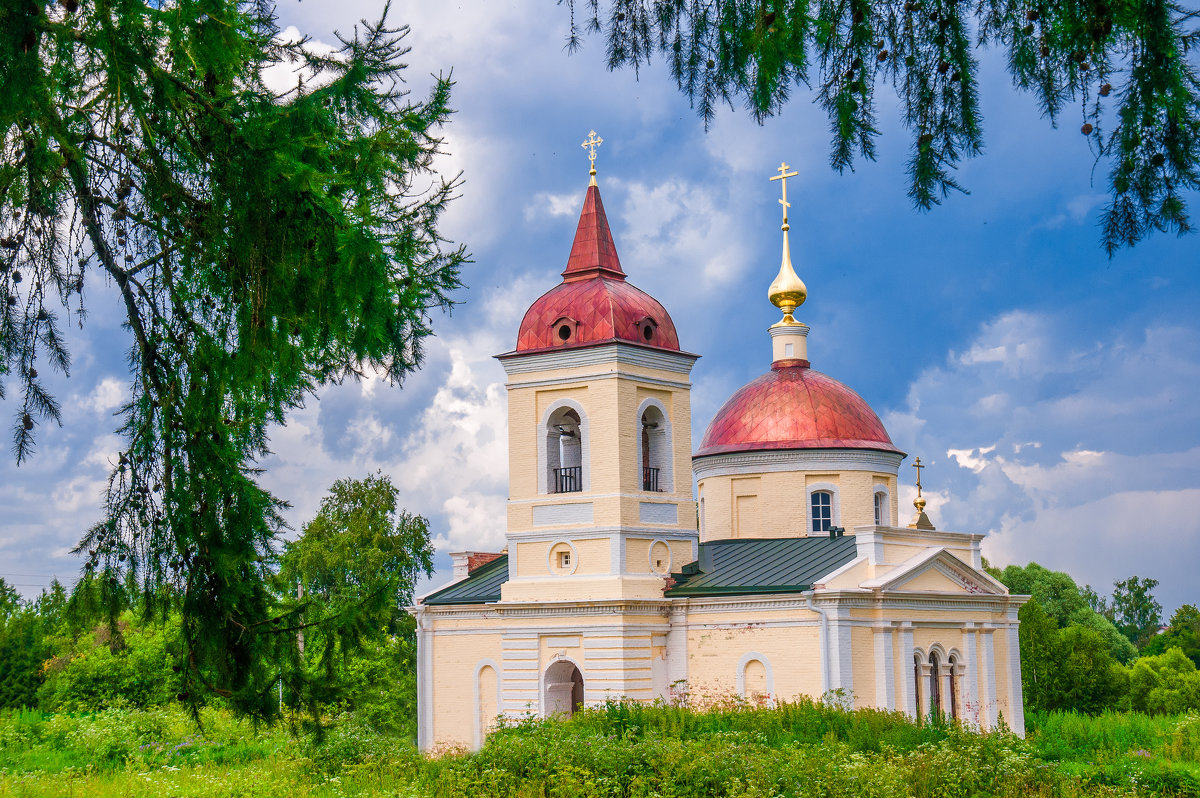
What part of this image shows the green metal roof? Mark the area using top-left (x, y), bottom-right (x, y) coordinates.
top-left (420, 535), bottom-right (859, 606)
top-left (665, 535), bottom-right (858, 597)
top-left (422, 554), bottom-right (509, 605)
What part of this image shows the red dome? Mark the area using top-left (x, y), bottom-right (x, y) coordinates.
top-left (516, 277), bottom-right (680, 352)
top-left (513, 183), bottom-right (680, 353)
top-left (697, 361), bottom-right (901, 457)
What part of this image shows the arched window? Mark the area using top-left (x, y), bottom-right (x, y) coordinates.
top-left (474, 661), bottom-right (499, 750)
top-left (637, 400), bottom-right (672, 493)
top-left (874, 490), bottom-right (889, 525)
top-left (913, 653), bottom-right (922, 718)
top-left (947, 654), bottom-right (960, 720)
top-left (928, 652), bottom-right (942, 719)
top-left (737, 652), bottom-right (775, 705)
top-left (811, 490), bottom-right (833, 533)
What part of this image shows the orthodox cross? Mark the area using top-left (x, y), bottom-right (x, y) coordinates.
top-left (582, 130), bottom-right (603, 185)
top-left (769, 162), bottom-right (798, 230)
top-left (913, 456), bottom-right (925, 497)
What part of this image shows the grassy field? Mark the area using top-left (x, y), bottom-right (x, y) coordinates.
top-left (1, 701), bottom-right (1198, 797)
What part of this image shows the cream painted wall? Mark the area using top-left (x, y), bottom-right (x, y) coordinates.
top-left (685, 622), bottom-right (824, 702)
top-left (428, 632), bottom-right (504, 750)
top-left (698, 469), bottom-right (898, 541)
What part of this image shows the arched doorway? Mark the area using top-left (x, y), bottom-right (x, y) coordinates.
top-left (544, 660), bottom-right (584, 717)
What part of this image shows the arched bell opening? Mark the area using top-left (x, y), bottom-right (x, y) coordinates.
top-left (637, 400), bottom-right (672, 493)
top-left (543, 405), bottom-right (585, 493)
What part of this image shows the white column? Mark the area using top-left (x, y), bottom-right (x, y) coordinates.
top-left (1006, 613), bottom-right (1026, 737)
top-left (827, 606), bottom-right (854, 706)
top-left (980, 627), bottom-right (997, 730)
top-left (898, 622), bottom-right (916, 720)
top-left (874, 624), bottom-right (895, 710)
top-left (666, 606), bottom-right (689, 703)
top-left (416, 611), bottom-right (434, 751)
top-left (919, 661), bottom-right (934, 718)
top-left (962, 623), bottom-right (980, 729)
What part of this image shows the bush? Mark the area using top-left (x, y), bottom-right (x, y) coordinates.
top-left (37, 614), bottom-right (184, 712)
top-left (1131, 649), bottom-right (1200, 715)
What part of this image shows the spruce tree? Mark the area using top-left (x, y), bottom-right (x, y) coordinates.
top-left (562, 0), bottom-right (1200, 252)
top-left (0, 1), bottom-right (464, 719)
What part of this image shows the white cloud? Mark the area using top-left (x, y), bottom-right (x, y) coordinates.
top-left (947, 445), bottom-right (996, 474)
top-left (525, 192), bottom-right (580, 222)
top-left (885, 311), bottom-right (1200, 612)
top-left (616, 177), bottom-right (749, 290)
top-left (79, 377), bottom-right (126, 415)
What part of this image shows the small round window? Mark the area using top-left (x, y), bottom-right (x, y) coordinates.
top-left (558, 324), bottom-right (572, 341)
top-left (638, 318), bottom-right (657, 342)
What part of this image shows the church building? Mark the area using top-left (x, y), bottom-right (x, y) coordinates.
top-left (412, 139), bottom-right (1028, 751)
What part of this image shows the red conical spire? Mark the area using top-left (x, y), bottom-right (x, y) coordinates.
top-left (562, 184), bottom-right (625, 281)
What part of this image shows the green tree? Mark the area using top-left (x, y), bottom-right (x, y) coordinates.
top-left (0, 579), bottom-right (70, 709)
top-left (0, 579), bottom-right (20, 622)
top-left (1129, 646), bottom-right (1200, 714)
top-left (0, 610), bottom-right (48, 708)
top-left (562, 0), bottom-right (1200, 252)
top-left (1142, 604), bottom-right (1200, 667)
top-left (997, 562), bottom-right (1135, 663)
top-left (1, 2), bottom-right (463, 719)
top-left (1016, 598), bottom-right (1128, 714)
top-left (1111, 575), bottom-right (1163, 648)
top-left (1017, 597), bottom-right (1060, 713)
top-left (278, 473), bottom-right (434, 725)
top-left (999, 563), bottom-right (1088, 625)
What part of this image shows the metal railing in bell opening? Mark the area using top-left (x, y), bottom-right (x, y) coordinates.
top-left (553, 466), bottom-right (583, 493)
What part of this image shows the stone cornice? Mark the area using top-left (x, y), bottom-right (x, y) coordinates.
top-left (693, 448), bottom-right (904, 478)
top-left (854, 524), bottom-right (986, 545)
top-left (498, 341), bottom-right (699, 376)
top-left (409, 585), bottom-right (1029, 620)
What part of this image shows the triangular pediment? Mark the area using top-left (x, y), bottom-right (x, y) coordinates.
top-left (861, 547), bottom-right (1007, 596)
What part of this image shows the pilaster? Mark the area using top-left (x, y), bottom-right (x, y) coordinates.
top-left (873, 623), bottom-right (895, 710)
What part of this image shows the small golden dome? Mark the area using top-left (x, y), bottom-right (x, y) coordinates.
top-left (768, 228), bottom-right (807, 324)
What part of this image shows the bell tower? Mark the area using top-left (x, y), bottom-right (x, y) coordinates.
top-left (496, 145), bottom-right (698, 603)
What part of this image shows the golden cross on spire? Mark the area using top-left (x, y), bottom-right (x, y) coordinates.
top-left (908, 456), bottom-right (935, 529)
top-left (769, 161), bottom-right (799, 231)
top-left (582, 130), bottom-right (604, 186)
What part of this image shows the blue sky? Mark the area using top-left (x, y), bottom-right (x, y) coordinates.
top-left (2, 2), bottom-right (1198, 615)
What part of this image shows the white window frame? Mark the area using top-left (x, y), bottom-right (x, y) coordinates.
top-left (807, 482), bottom-right (840, 534)
top-left (873, 486), bottom-right (890, 526)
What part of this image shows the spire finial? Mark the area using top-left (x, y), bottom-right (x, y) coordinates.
top-left (908, 456), bottom-right (936, 530)
top-left (770, 161), bottom-right (798, 231)
top-left (767, 162), bottom-right (807, 325)
top-left (582, 130), bottom-right (604, 187)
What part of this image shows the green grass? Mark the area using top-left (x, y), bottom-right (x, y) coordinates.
top-left (2, 702), bottom-right (1198, 797)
